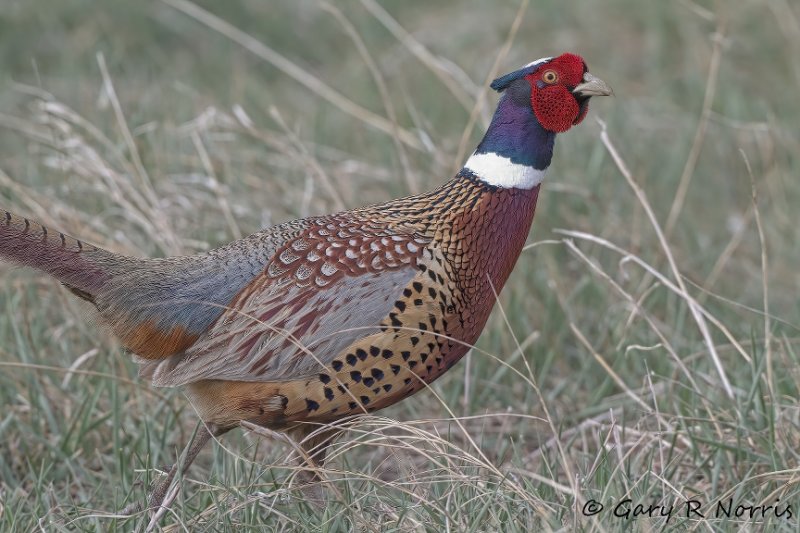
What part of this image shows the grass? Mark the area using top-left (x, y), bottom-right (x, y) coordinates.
top-left (1, 0), bottom-right (799, 530)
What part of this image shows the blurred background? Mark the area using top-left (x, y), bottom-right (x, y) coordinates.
top-left (1, 0), bottom-right (799, 530)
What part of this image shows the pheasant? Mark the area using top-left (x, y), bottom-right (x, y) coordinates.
top-left (0, 53), bottom-right (611, 510)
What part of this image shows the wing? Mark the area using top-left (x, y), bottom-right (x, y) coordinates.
top-left (142, 219), bottom-right (429, 387)
top-left (96, 218), bottom-right (312, 360)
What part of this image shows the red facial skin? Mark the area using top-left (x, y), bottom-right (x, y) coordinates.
top-left (525, 53), bottom-right (589, 133)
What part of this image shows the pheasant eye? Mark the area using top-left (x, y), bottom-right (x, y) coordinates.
top-left (542, 70), bottom-right (558, 84)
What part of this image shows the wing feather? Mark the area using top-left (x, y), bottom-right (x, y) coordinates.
top-left (142, 220), bottom-right (428, 387)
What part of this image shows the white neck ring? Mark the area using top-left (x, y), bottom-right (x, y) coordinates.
top-left (464, 152), bottom-right (546, 190)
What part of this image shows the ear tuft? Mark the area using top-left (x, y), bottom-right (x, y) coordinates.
top-left (490, 70), bottom-right (523, 92)
top-left (490, 57), bottom-right (552, 92)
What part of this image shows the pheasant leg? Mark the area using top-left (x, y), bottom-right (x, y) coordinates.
top-left (121, 422), bottom-right (223, 516)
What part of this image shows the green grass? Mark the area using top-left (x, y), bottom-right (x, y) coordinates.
top-left (1, 0), bottom-right (799, 530)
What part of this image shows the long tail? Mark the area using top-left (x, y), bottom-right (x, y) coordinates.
top-left (0, 209), bottom-right (125, 302)
top-left (0, 208), bottom-right (265, 366)
top-left (0, 208), bottom-right (206, 361)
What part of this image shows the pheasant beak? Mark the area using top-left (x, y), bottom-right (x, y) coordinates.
top-left (572, 72), bottom-right (613, 97)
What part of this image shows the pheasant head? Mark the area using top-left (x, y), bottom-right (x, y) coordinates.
top-left (466, 53), bottom-right (612, 189)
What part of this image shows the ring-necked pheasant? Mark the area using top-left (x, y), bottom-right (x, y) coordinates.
top-left (0, 53), bottom-right (611, 510)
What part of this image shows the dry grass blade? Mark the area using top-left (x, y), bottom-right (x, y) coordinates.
top-left (323, 416), bottom-right (561, 510)
top-left (768, 0), bottom-right (800, 75)
top-left (96, 53), bottom-right (182, 254)
top-left (9, 94), bottom-right (181, 254)
top-left (664, 11), bottom-right (727, 236)
top-left (557, 238), bottom-right (710, 400)
top-left (239, 416), bottom-right (527, 528)
top-left (0, 360), bottom-right (163, 396)
top-left (596, 118), bottom-right (735, 400)
top-left (569, 323), bottom-right (654, 414)
top-left (96, 53), bottom-right (160, 208)
top-left (268, 107), bottom-right (347, 212)
top-left (190, 130), bottom-right (242, 240)
top-left (741, 149), bottom-right (774, 401)
top-left (701, 203), bottom-right (754, 291)
top-left (358, 0), bottom-right (478, 113)
top-left (320, 2), bottom-right (418, 194)
top-left (483, 275), bottom-right (583, 509)
top-left (683, 277), bottom-right (799, 332)
top-left (559, 229), bottom-right (752, 368)
top-left (161, 0), bottom-right (426, 152)
top-left (556, 234), bottom-right (733, 444)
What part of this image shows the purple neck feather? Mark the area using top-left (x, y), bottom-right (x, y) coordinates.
top-left (474, 80), bottom-right (555, 170)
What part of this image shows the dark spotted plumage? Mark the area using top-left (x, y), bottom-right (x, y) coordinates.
top-left (0, 53), bottom-right (611, 511)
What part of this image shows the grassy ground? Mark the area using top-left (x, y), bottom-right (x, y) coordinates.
top-left (1, 0), bottom-right (799, 530)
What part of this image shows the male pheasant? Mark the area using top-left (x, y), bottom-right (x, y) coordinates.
top-left (0, 53), bottom-right (611, 510)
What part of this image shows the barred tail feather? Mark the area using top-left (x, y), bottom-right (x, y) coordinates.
top-left (0, 209), bottom-right (122, 300)
top-left (1, 208), bottom-right (268, 363)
